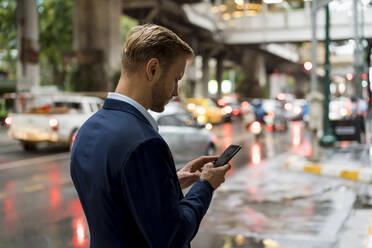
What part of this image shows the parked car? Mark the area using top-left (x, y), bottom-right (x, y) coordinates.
top-left (150, 103), bottom-right (217, 170)
top-left (186, 98), bottom-right (224, 124)
top-left (329, 97), bottom-right (352, 120)
top-left (4, 92), bottom-right (103, 151)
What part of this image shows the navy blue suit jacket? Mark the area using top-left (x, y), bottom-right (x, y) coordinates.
top-left (70, 98), bottom-right (214, 248)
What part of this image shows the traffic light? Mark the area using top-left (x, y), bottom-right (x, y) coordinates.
top-left (362, 73), bottom-right (368, 81)
top-left (303, 61), bottom-right (313, 71)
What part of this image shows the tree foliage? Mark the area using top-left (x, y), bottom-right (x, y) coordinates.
top-left (121, 15), bottom-right (138, 43)
top-left (38, 0), bottom-right (73, 87)
top-left (0, 0), bottom-right (17, 77)
top-left (0, 0), bottom-right (73, 88)
top-left (0, 1), bottom-right (140, 91)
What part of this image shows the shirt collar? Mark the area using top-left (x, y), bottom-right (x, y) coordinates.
top-left (107, 92), bottom-right (159, 131)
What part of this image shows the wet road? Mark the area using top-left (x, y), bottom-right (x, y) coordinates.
top-left (0, 129), bottom-right (88, 248)
top-left (0, 121), bottom-right (366, 247)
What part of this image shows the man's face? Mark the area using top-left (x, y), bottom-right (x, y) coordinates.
top-left (150, 56), bottom-right (187, 112)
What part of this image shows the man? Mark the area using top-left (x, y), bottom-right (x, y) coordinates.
top-left (70, 24), bottom-right (231, 248)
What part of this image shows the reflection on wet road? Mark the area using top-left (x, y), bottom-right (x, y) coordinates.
top-left (192, 122), bottom-right (357, 248)
top-left (0, 154), bottom-right (89, 247)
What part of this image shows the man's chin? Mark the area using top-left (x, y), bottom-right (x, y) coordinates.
top-left (150, 105), bottom-right (165, 113)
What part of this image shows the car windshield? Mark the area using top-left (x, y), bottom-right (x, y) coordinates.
top-left (19, 97), bottom-right (83, 114)
top-left (158, 113), bottom-right (197, 127)
top-left (207, 99), bottom-right (217, 108)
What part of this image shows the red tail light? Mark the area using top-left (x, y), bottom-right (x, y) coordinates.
top-left (217, 99), bottom-right (226, 106)
top-left (71, 131), bottom-right (77, 145)
top-left (4, 116), bottom-right (12, 127)
top-left (49, 117), bottom-right (59, 131)
top-left (212, 134), bottom-right (218, 144)
top-left (241, 101), bottom-right (249, 108)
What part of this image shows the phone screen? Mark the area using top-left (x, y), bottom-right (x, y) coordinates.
top-left (214, 144), bottom-right (241, 167)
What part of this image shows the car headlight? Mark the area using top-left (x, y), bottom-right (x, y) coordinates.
top-left (187, 103), bottom-right (196, 111)
top-left (196, 107), bottom-right (206, 115)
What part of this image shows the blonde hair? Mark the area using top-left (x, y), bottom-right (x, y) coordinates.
top-left (122, 24), bottom-right (194, 73)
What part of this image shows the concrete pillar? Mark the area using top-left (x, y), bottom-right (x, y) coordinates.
top-left (200, 54), bottom-right (210, 97)
top-left (269, 72), bottom-right (286, 99)
top-left (257, 55), bottom-right (267, 87)
top-left (216, 55), bottom-right (224, 98)
top-left (184, 57), bottom-right (198, 97)
top-left (242, 49), bottom-right (260, 97)
top-left (16, 0), bottom-right (40, 92)
top-left (74, 0), bottom-right (122, 91)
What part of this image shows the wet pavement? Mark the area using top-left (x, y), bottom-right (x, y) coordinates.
top-left (0, 120), bottom-right (371, 247)
top-left (192, 152), bottom-right (356, 248)
top-left (0, 128), bottom-right (88, 248)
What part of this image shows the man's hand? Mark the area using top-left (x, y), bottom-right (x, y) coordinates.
top-left (177, 156), bottom-right (218, 189)
top-left (200, 162), bottom-right (231, 190)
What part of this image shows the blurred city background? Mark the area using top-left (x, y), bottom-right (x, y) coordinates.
top-left (0, 0), bottom-right (372, 247)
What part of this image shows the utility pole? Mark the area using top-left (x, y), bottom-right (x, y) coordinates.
top-left (320, 4), bottom-right (336, 146)
top-left (307, 0), bottom-right (322, 162)
top-left (353, 0), bottom-right (362, 97)
top-left (310, 0), bottom-right (318, 92)
top-left (308, 0), bottom-right (336, 161)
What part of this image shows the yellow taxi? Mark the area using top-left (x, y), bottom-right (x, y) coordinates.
top-left (186, 98), bottom-right (224, 124)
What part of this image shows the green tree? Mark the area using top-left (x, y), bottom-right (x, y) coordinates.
top-left (0, 0), bottom-right (17, 79)
top-left (121, 15), bottom-right (138, 43)
top-left (0, 0), bottom-right (74, 89)
top-left (38, 0), bottom-right (73, 88)
top-left (111, 15), bottom-right (138, 85)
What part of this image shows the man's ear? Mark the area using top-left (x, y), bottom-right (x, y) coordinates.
top-left (145, 58), bottom-right (161, 81)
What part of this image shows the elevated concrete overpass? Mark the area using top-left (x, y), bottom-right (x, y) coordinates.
top-left (184, 2), bottom-right (372, 45)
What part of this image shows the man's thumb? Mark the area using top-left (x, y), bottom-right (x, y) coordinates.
top-left (219, 163), bottom-right (231, 172)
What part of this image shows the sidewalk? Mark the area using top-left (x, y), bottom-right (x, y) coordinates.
top-left (285, 120), bottom-right (372, 248)
top-left (285, 148), bottom-right (372, 183)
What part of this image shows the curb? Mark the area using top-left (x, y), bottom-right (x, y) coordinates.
top-left (284, 156), bottom-right (372, 183)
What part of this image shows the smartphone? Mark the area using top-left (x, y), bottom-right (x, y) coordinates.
top-left (214, 144), bottom-right (242, 167)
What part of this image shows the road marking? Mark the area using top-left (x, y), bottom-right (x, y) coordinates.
top-left (24, 183), bottom-right (44, 193)
top-left (0, 152), bottom-right (70, 171)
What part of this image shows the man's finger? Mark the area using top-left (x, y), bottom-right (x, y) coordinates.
top-left (204, 162), bottom-right (214, 169)
top-left (193, 171), bottom-right (201, 177)
top-left (197, 156), bottom-right (218, 165)
top-left (218, 163), bottom-right (231, 172)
